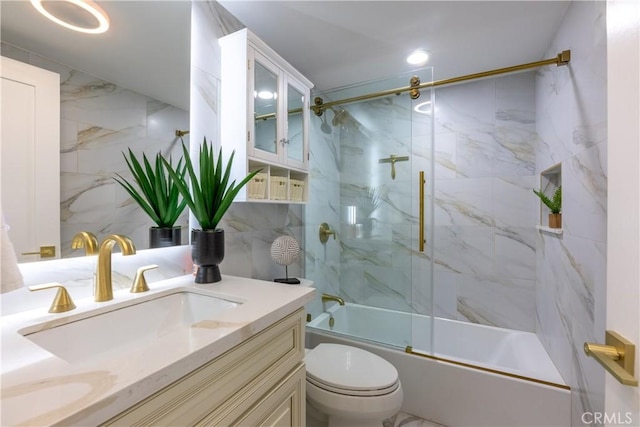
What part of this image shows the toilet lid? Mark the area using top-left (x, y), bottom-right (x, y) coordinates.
top-left (306, 344), bottom-right (399, 393)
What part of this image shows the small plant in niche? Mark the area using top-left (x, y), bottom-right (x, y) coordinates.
top-left (533, 186), bottom-right (562, 228)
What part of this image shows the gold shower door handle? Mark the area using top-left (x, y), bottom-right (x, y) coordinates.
top-left (419, 171), bottom-right (425, 252)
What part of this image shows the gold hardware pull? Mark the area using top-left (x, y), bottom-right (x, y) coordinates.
top-left (319, 222), bottom-right (336, 243)
top-left (130, 264), bottom-right (158, 293)
top-left (29, 283), bottom-right (76, 313)
top-left (584, 330), bottom-right (637, 386)
top-left (419, 171), bottom-right (425, 252)
top-left (22, 245), bottom-right (56, 258)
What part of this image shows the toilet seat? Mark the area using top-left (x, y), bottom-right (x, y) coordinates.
top-left (307, 375), bottom-right (399, 397)
top-left (306, 344), bottom-right (399, 397)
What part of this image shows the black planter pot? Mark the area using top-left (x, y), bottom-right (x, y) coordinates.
top-left (191, 229), bottom-right (224, 283)
top-left (149, 226), bottom-right (182, 248)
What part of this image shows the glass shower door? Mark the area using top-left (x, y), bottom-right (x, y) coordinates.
top-left (306, 67), bottom-right (435, 353)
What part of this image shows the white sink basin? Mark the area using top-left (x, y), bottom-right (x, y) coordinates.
top-left (20, 290), bottom-right (240, 363)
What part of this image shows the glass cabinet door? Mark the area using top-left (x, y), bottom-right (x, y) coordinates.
top-left (285, 82), bottom-right (305, 165)
top-left (253, 60), bottom-right (278, 155)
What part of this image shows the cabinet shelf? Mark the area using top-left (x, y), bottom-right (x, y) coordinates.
top-left (536, 225), bottom-right (563, 235)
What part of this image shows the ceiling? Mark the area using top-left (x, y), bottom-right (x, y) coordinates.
top-left (0, 1), bottom-right (570, 107)
top-left (218, 0), bottom-right (570, 90)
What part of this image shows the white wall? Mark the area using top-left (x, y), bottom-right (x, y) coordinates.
top-left (605, 0), bottom-right (640, 424)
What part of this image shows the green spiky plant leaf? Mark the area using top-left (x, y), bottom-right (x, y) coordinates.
top-left (114, 149), bottom-right (188, 228)
top-left (533, 186), bottom-right (562, 214)
top-left (163, 138), bottom-right (261, 230)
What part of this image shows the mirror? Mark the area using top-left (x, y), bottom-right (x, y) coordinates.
top-left (254, 59), bottom-right (279, 155)
top-left (286, 83), bottom-right (305, 163)
top-left (0, 1), bottom-right (191, 260)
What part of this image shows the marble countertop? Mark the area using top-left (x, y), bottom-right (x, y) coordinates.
top-left (0, 275), bottom-right (315, 426)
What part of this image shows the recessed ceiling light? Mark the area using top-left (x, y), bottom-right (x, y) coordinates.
top-left (407, 49), bottom-right (429, 65)
top-left (30, 0), bottom-right (110, 34)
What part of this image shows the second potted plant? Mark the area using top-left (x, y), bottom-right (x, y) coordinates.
top-left (164, 138), bottom-right (260, 283)
top-left (114, 149), bottom-right (188, 248)
top-left (533, 186), bottom-right (562, 228)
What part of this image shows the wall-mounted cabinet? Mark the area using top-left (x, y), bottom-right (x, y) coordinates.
top-left (220, 29), bottom-right (313, 203)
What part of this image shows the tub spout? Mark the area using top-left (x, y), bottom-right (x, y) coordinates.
top-left (322, 293), bottom-right (345, 306)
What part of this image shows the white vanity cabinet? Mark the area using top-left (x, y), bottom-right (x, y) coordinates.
top-left (101, 308), bottom-right (306, 426)
top-left (220, 29), bottom-right (313, 203)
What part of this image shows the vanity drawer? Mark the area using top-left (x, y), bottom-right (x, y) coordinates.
top-left (209, 362), bottom-right (305, 427)
top-left (102, 308), bottom-right (305, 426)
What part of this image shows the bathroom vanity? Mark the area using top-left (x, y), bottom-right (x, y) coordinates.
top-left (0, 275), bottom-right (314, 426)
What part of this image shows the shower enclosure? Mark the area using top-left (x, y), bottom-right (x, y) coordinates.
top-left (304, 61), bottom-right (569, 387)
top-left (304, 66), bottom-right (436, 354)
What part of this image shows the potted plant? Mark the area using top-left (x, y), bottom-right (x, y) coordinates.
top-left (533, 186), bottom-right (562, 228)
top-left (164, 138), bottom-right (260, 283)
top-left (114, 149), bottom-right (188, 248)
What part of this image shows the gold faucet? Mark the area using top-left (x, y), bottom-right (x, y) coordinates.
top-left (71, 231), bottom-right (98, 255)
top-left (95, 234), bottom-right (136, 302)
top-left (322, 293), bottom-right (345, 306)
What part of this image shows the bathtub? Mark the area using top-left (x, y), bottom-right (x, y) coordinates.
top-left (306, 303), bottom-right (571, 427)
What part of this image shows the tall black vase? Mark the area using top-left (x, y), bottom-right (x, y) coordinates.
top-left (149, 226), bottom-right (182, 248)
top-left (191, 229), bottom-right (224, 283)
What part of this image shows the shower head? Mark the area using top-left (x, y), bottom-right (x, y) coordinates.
top-left (320, 114), bottom-right (332, 134)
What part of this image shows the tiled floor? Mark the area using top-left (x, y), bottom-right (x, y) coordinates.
top-left (307, 409), bottom-right (445, 427)
top-left (384, 412), bottom-right (447, 427)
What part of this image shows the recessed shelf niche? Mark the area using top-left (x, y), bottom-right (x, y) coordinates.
top-left (537, 163), bottom-right (562, 233)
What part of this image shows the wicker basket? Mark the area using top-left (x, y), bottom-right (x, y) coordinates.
top-left (290, 179), bottom-right (305, 202)
top-left (270, 176), bottom-right (288, 200)
top-left (248, 172), bottom-right (267, 200)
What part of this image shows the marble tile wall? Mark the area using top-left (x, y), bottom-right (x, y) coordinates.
top-left (534, 1), bottom-right (607, 424)
top-left (431, 73), bottom-right (539, 332)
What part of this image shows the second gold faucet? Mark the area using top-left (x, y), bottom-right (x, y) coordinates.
top-left (95, 234), bottom-right (136, 302)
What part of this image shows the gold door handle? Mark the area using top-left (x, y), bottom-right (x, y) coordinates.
top-left (22, 245), bottom-right (56, 258)
top-left (419, 171), bottom-right (425, 252)
top-left (29, 283), bottom-right (76, 313)
top-left (584, 330), bottom-right (637, 386)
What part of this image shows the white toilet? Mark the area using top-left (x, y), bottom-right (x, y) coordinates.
top-left (305, 343), bottom-right (403, 427)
